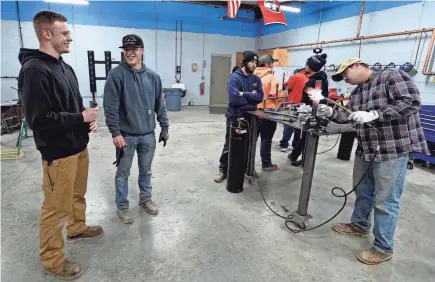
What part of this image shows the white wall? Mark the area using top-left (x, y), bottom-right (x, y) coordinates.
top-left (260, 1), bottom-right (435, 104)
top-left (1, 20), bottom-right (255, 106)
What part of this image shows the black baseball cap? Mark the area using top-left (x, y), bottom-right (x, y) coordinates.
top-left (119, 34), bottom-right (144, 49)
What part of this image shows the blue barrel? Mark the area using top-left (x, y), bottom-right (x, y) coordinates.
top-left (163, 88), bottom-right (182, 111)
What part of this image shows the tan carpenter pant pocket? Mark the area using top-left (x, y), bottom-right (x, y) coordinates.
top-left (42, 160), bottom-right (62, 210)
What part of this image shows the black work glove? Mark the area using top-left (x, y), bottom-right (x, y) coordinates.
top-left (159, 127), bottom-right (169, 147)
top-left (113, 147), bottom-right (124, 167)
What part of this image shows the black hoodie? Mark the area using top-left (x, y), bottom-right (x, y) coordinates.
top-left (18, 48), bottom-right (90, 161)
top-left (301, 70), bottom-right (329, 106)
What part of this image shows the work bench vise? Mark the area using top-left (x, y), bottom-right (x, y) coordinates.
top-left (302, 104), bottom-right (330, 133)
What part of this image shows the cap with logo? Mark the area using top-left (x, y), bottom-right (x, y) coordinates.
top-left (332, 58), bottom-right (366, 82)
top-left (119, 34), bottom-right (144, 49)
top-left (242, 51), bottom-right (258, 66)
top-left (258, 54), bottom-right (279, 66)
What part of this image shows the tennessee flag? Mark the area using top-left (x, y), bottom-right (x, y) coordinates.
top-left (227, 0), bottom-right (241, 18)
top-left (258, 0), bottom-right (288, 26)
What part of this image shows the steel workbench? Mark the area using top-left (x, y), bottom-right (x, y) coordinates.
top-left (246, 110), bottom-right (356, 224)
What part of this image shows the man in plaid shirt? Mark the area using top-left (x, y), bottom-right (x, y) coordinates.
top-left (309, 58), bottom-right (429, 265)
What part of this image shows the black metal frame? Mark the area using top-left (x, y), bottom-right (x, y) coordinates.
top-left (87, 50), bottom-right (124, 107)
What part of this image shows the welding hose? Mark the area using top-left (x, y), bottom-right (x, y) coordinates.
top-left (244, 104), bottom-right (382, 234)
top-left (283, 147), bottom-right (379, 233)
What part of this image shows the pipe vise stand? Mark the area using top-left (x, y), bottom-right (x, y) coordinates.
top-left (303, 104), bottom-right (330, 134)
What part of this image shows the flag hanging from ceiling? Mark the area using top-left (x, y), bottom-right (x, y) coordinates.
top-left (257, 0), bottom-right (288, 26)
top-left (227, 0), bottom-right (241, 18)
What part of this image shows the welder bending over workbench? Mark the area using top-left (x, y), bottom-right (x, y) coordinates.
top-left (310, 57), bottom-right (429, 265)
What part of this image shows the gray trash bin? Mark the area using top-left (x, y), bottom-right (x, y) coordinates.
top-left (163, 88), bottom-right (182, 111)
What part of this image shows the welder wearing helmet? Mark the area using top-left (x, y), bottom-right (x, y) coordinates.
top-left (308, 57), bottom-right (429, 265)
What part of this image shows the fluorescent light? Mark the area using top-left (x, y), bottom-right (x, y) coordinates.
top-left (281, 6), bottom-right (301, 13)
top-left (44, 0), bottom-right (89, 5)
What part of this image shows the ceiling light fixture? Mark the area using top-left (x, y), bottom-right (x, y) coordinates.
top-left (281, 6), bottom-right (301, 13)
top-left (44, 0), bottom-right (89, 5)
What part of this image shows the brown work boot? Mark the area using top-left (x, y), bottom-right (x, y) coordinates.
top-left (332, 223), bottom-right (369, 238)
top-left (140, 199), bottom-right (159, 215)
top-left (44, 259), bottom-right (84, 280)
top-left (357, 247), bottom-right (393, 265)
top-left (214, 172), bottom-right (226, 183)
top-left (67, 226), bottom-right (104, 243)
top-left (262, 164), bottom-right (279, 172)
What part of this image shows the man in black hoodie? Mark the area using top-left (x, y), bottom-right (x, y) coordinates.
top-left (288, 53), bottom-right (329, 166)
top-left (17, 10), bottom-right (103, 280)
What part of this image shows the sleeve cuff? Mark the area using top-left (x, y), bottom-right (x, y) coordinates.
top-left (75, 113), bottom-right (84, 124)
top-left (111, 131), bottom-right (121, 138)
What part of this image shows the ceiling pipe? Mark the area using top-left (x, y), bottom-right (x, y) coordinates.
top-left (356, 1), bottom-right (365, 38)
top-left (423, 30), bottom-right (435, 76)
top-left (259, 28), bottom-right (435, 76)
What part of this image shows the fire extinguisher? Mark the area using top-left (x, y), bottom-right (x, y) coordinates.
top-left (200, 82), bottom-right (205, 95)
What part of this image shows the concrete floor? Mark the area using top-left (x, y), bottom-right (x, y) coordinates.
top-left (1, 106), bottom-right (435, 282)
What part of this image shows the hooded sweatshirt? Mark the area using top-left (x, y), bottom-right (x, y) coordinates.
top-left (103, 61), bottom-right (169, 138)
top-left (253, 67), bottom-right (286, 109)
top-left (17, 48), bottom-right (90, 161)
top-left (302, 71), bottom-right (329, 106)
top-left (227, 68), bottom-right (264, 119)
top-left (286, 69), bottom-right (311, 104)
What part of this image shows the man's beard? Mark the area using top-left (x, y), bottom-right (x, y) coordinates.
top-left (245, 66), bottom-right (255, 74)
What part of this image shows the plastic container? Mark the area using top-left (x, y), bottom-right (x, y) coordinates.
top-left (163, 88), bottom-right (182, 112)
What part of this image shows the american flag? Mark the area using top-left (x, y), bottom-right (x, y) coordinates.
top-left (227, 0), bottom-right (241, 18)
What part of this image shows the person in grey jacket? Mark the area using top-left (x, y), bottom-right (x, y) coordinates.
top-left (103, 34), bottom-right (169, 224)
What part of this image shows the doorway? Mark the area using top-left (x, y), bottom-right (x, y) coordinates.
top-left (209, 55), bottom-right (232, 114)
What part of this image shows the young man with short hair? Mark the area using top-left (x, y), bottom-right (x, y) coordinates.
top-left (214, 51), bottom-right (264, 183)
top-left (103, 34), bottom-right (169, 223)
top-left (18, 10), bottom-right (103, 280)
top-left (311, 58), bottom-right (429, 265)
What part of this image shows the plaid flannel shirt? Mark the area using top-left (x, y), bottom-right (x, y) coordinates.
top-left (332, 69), bottom-right (429, 162)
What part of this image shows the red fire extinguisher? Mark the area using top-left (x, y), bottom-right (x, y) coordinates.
top-left (200, 82), bottom-right (205, 95)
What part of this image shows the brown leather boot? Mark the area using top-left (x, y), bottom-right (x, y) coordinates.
top-left (357, 247), bottom-right (393, 265)
top-left (332, 223), bottom-right (369, 238)
top-left (67, 226), bottom-right (104, 243)
top-left (44, 259), bottom-right (84, 280)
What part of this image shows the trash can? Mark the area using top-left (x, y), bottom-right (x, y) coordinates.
top-left (163, 88), bottom-right (182, 112)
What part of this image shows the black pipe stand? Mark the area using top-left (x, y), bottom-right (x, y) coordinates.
top-left (289, 131), bottom-right (319, 226)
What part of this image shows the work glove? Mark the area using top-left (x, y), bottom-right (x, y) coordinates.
top-left (159, 127), bottom-right (169, 147)
top-left (348, 110), bottom-right (379, 124)
top-left (113, 147), bottom-right (124, 167)
top-left (317, 104), bottom-right (334, 118)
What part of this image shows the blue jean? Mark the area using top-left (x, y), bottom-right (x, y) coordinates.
top-left (351, 154), bottom-right (409, 254)
top-left (279, 126), bottom-right (300, 148)
top-left (258, 119), bottom-right (277, 168)
top-left (115, 133), bottom-right (156, 209)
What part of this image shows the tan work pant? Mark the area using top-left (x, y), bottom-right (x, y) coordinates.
top-left (39, 148), bottom-right (89, 269)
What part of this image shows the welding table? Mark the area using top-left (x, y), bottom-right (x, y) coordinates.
top-left (246, 110), bottom-right (356, 224)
